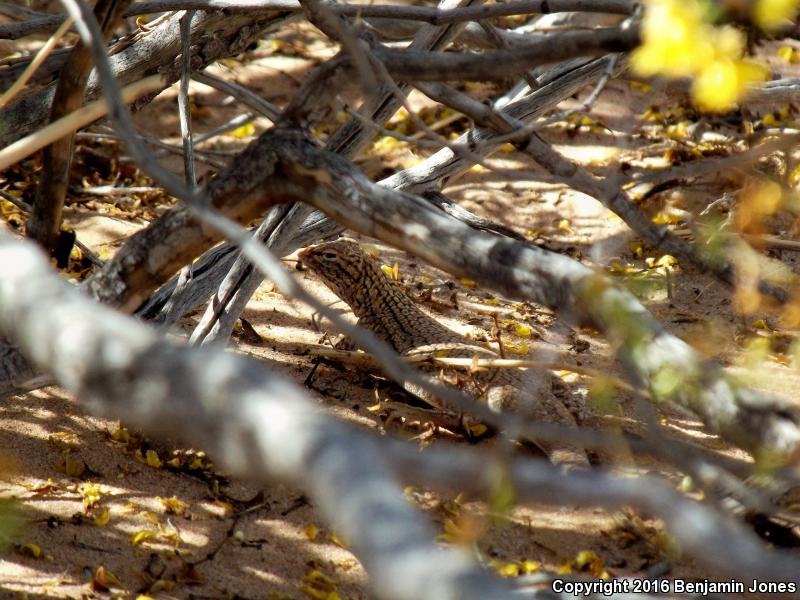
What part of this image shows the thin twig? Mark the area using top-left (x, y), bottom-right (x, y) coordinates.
top-left (306, 345), bottom-right (637, 392)
top-left (192, 71), bottom-right (281, 122)
top-left (0, 16), bottom-right (74, 110)
top-left (0, 75), bottom-right (164, 172)
top-left (178, 10), bottom-right (197, 187)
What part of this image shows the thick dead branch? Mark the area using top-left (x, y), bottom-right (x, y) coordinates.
top-left (137, 211), bottom-right (340, 322)
top-left (372, 26), bottom-right (639, 81)
top-left (187, 204), bottom-right (295, 345)
top-left (0, 17), bottom-right (73, 110)
top-left (27, 0), bottom-right (131, 257)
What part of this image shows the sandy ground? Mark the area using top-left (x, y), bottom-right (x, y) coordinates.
top-left (2, 18), bottom-right (800, 599)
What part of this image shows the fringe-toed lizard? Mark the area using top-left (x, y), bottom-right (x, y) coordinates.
top-left (298, 239), bottom-right (588, 468)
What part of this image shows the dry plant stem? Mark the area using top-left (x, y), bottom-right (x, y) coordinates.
top-left (27, 0), bottom-right (132, 254)
top-left (307, 345), bottom-right (637, 393)
top-left (299, 0), bottom-right (378, 93)
top-left (191, 71), bottom-right (281, 122)
top-left (0, 75), bottom-right (164, 171)
top-left (477, 19), bottom-right (538, 89)
top-left (178, 9), bottom-right (197, 187)
top-left (2, 232), bottom-right (799, 591)
top-left (631, 132), bottom-right (800, 186)
top-left (371, 26), bottom-right (638, 81)
top-left (325, 0), bottom-right (477, 157)
top-left (0, 16), bottom-right (74, 110)
top-left (139, 209), bottom-right (339, 324)
top-left (188, 204), bottom-right (293, 345)
top-left (0, 0), bottom-right (635, 39)
top-left (421, 190), bottom-right (526, 241)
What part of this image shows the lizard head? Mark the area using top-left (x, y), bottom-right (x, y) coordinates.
top-left (298, 239), bottom-right (378, 305)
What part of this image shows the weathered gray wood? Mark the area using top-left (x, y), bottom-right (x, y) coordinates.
top-left (0, 8), bottom-right (297, 146)
top-left (28, 0), bottom-right (132, 255)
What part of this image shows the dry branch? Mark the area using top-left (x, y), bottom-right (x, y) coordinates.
top-left (27, 0), bottom-right (132, 256)
top-left (372, 26), bottom-right (639, 81)
top-left (0, 7), bottom-right (296, 146)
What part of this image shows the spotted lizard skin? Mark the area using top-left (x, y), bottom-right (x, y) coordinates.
top-left (299, 239), bottom-right (588, 467)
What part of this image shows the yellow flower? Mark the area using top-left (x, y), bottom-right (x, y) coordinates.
top-left (633, 0), bottom-right (769, 113)
top-left (754, 0), bottom-right (800, 30)
top-left (692, 59), bottom-right (768, 113)
top-left (631, 0), bottom-right (710, 77)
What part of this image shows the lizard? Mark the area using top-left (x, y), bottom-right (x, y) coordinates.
top-left (298, 239), bottom-right (589, 466)
top-left (298, 239), bottom-right (589, 468)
